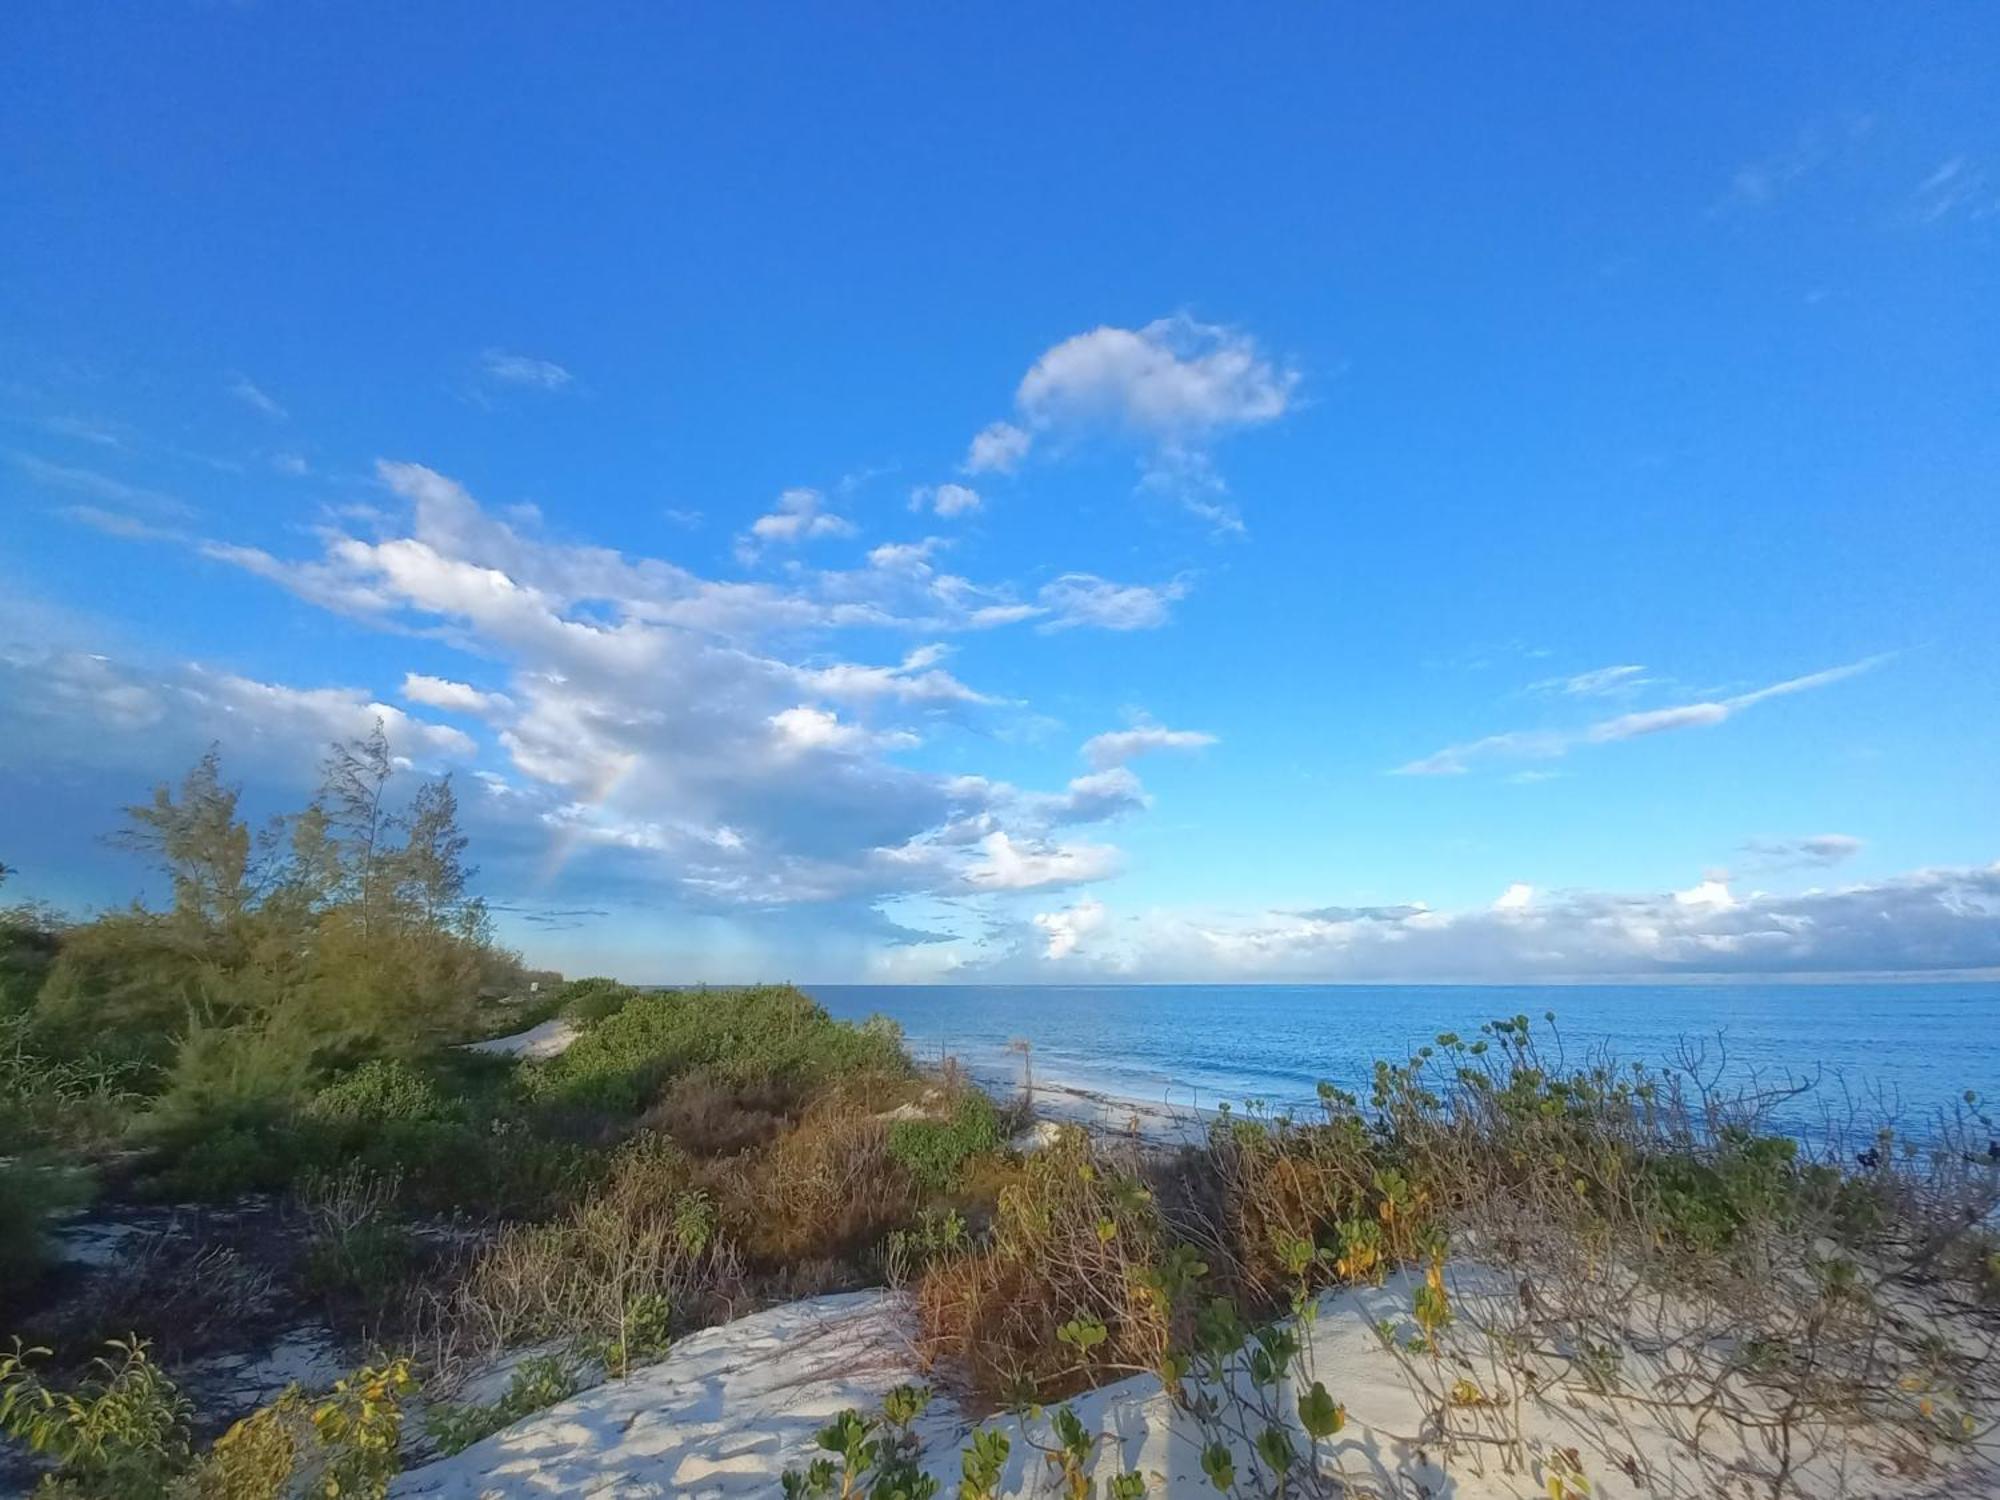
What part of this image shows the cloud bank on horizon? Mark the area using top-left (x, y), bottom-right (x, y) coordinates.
top-left (3, 5), bottom-right (1994, 983)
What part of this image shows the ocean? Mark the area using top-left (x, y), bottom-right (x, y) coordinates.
top-left (806, 981), bottom-right (2000, 1139)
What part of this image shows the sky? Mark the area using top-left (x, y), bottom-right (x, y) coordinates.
top-left (2, 4), bottom-right (1997, 983)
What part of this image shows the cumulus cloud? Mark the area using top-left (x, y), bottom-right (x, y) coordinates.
top-left (0, 647), bottom-right (472, 772)
top-left (740, 487), bottom-right (856, 556)
top-left (1082, 724), bottom-right (1217, 770)
top-left (1396, 655), bottom-right (1891, 776)
top-left (1033, 897), bottom-right (1106, 959)
top-left (962, 422), bottom-right (1030, 476)
top-left (964, 316), bottom-right (1294, 524)
top-left (480, 350), bottom-right (574, 391)
top-left (963, 831), bottom-right (1119, 892)
top-left (910, 482), bottom-right (983, 517)
top-left (993, 865), bottom-right (2000, 981)
top-left (44, 460), bottom-right (1137, 923)
top-left (401, 672), bottom-right (514, 718)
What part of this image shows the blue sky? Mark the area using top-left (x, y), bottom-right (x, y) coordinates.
top-left (3, 4), bottom-right (1997, 981)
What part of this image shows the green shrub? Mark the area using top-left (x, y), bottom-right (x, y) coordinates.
top-left (525, 986), bottom-right (908, 1117)
top-left (306, 1058), bottom-right (449, 1126)
top-left (887, 1091), bottom-right (1004, 1195)
top-left (424, 1353), bottom-right (579, 1456)
top-left (0, 1160), bottom-right (90, 1288)
top-left (554, 977), bottom-right (640, 1026)
top-left (0, 1337), bottom-right (194, 1499)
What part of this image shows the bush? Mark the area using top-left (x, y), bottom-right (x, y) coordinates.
top-left (305, 1058), bottom-right (448, 1126)
top-left (424, 1353), bottom-right (578, 1456)
top-left (887, 1090), bottom-right (1004, 1195)
top-left (0, 1337), bottom-right (193, 1499)
top-left (421, 1134), bottom-right (744, 1367)
top-left (525, 986), bottom-right (908, 1118)
top-left (711, 1099), bottom-right (918, 1269)
top-left (554, 977), bottom-right (640, 1026)
top-left (916, 1127), bottom-right (1171, 1402)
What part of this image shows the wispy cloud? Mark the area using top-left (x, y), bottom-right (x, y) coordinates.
top-left (1741, 833), bottom-right (1864, 870)
top-left (480, 349), bottom-right (575, 391)
top-left (1913, 157), bottom-right (1998, 224)
top-left (229, 377), bottom-right (288, 421)
top-left (1396, 654), bottom-right (1892, 776)
top-left (1528, 664), bottom-right (1652, 698)
top-left (13, 452), bottom-right (192, 519)
top-left (1083, 723), bottom-right (1217, 770)
top-left (1036, 573), bottom-right (1189, 633)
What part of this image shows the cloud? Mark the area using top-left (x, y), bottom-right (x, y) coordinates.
top-left (867, 538), bottom-right (949, 573)
top-left (229, 378), bottom-right (288, 420)
top-left (768, 706), bottom-right (918, 757)
top-left (1741, 833), bottom-right (1864, 870)
top-left (1914, 158), bottom-right (1998, 224)
top-left (58, 505), bottom-right (182, 542)
top-left (741, 487), bottom-right (856, 555)
top-left (1036, 573), bottom-right (1189, 632)
top-left (964, 316), bottom-right (1294, 524)
top-left (1396, 654), bottom-right (1891, 775)
top-left (910, 482), bottom-right (983, 517)
top-left (14, 453), bottom-right (191, 519)
top-left (963, 831), bottom-right (1119, 892)
top-left (1083, 724), bottom-right (1217, 770)
top-left (272, 453), bottom-right (310, 477)
top-left (480, 350), bottom-right (575, 391)
top-left (53, 459), bottom-right (1138, 922)
top-left (0, 647), bottom-right (472, 773)
top-left (989, 863), bottom-right (2000, 981)
top-left (962, 422), bottom-right (1030, 476)
top-left (1529, 664), bottom-right (1651, 698)
top-left (401, 672), bottom-right (514, 718)
top-left (1033, 897), bottom-right (1106, 959)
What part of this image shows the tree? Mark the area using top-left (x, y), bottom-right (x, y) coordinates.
top-left (393, 775), bottom-right (483, 937)
top-left (112, 748), bottom-right (251, 929)
top-left (319, 723), bottom-right (397, 938)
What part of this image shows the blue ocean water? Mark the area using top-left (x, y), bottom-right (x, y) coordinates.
top-left (806, 982), bottom-right (2000, 1137)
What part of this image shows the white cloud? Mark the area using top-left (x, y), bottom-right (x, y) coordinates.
top-left (910, 482), bottom-right (983, 517)
top-left (742, 488), bottom-right (855, 555)
top-left (1396, 655), bottom-right (1891, 775)
top-left (401, 672), bottom-right (514, 718)
top-left (867, 538), bottom-right (949, 573)
top-left (963, 316), bottom-right (1294, 523)
top-left (63, 460), bottom-right (1137, 919)
top-left (229, 377), bottom-right (288, 420)
top-left (768, 705), bottom-right (917, 756)
top-left (962, 422), bottom-right (1030, 476)
top-left (989, 864), bottom-right (2000, 981)
top-left (1082, 724), bottom-right (1217, 770)
top-left (1529, 664), bottom-right (1651, 698)
top-left (963, 831), bottom-right (1119, 892)
top-left (1034, 897), bottom-right (1107, 959)
top-left (1037, 573), bottom-right (1189, 632)
top-left (272, 453), bottom-right (310, 477)
top-left (1016, 316), bottom-right (1295, 442)
top-left (480, 350), bottom-right (574, 390)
